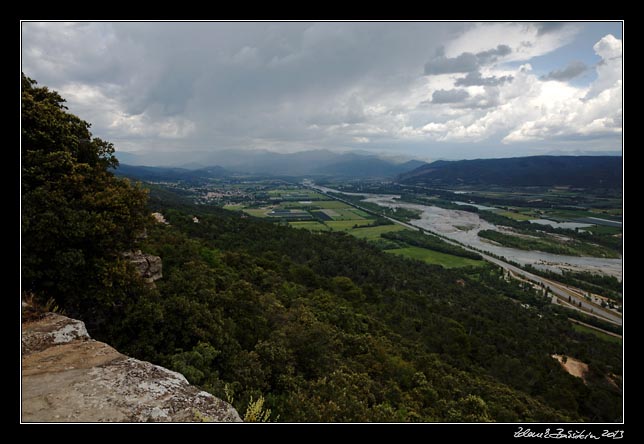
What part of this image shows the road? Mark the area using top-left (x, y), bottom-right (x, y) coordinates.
top-left (307, 183), bottom-right (622, 327)
top-left (479, 253), bottom-right (622, 325)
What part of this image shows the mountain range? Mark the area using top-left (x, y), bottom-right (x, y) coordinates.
top-left (398, 155), bottom-right (623, 188)
top-left (115, 149), bottom-right (426, 179)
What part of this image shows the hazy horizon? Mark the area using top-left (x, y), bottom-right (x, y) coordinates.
top-left (114, 146), bottom-right (623, 170)
top-left (22, 21), bottom-right (622, 162)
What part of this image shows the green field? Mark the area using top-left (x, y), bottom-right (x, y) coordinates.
top-left (319, 208), bottom-right (339, 217)
top-left (326, 220), bottom-right (373, 231)
top-left (496, 210), bottom-right (534, 221)
top-left (289, 221), bottom-right (331, 231)
top-left (242, 208), bottom-right (270, 217)
top-left (385, 246), bottom-right (486, 269)
top-left (349, 224), bottom-right (408, 240)
top-left (282, 201), bottom-right (318, 209)
top-left (585, 225), bottom-right (622, 236)
top-left (591, 208), bottom-right (622, 216)
top-left (223, 204), bottom-right (244, 211)
top-left (268, 189), bottom-right (325, 200)
top-left (543, 208), bottom-right (621, 221)
top-left (349, 208), bottom-right (370, 217)
top-left (268, 209), bottom-right (310, 217)
top-left (315, 200), bottom-right (352, 209)
top-left (328, 208), bottom-right (366, 221)
top-left (572, 324), bottom-right (622, 344)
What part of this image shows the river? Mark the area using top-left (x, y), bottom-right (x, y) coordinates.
top-left (310, 183), bottom-right (622, 280)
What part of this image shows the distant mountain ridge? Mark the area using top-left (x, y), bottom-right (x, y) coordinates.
top-left (114, 164), bottom-right (230, 182)
top-left (398, 155), bottom-right (622, 188)
top-left (311, 155), bottom-right (425, 178)
top-left (115, 149), bottom-right (426, 179)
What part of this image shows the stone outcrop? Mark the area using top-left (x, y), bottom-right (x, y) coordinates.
top-left (151, 212), bottom-right (169, 225)
top-left (122, 250), bottom-right (162, 284)
top-left (21, 313), bottom-right (241, 423)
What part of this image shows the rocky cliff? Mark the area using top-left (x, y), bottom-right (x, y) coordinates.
top-left (21, 312), bottom-right (241, 423)
top-left (122, 250), bottom-right (163, 284)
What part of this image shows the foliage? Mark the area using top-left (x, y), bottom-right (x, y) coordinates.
top-left (478, 211), bottom-right (622, 254)
top-left (244, 396), bottom-right (274, 422)
top-left (105, 203), bottom-right (621, 422)
top-left (398, 155), bottom-right (622, 189)
top-left (478, 229), bottom-right (620, 258)
top-left (21, 74), bottom-right (150, 323)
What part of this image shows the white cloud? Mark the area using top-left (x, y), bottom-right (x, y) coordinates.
top-left (585, 34), bottom-right (622, 99)
top-left (58, 82), bottom-right (196, 140)
top-left (406, 33), bottom-right (621, 148)
top-left (504, 35), bottom-right (622, 143)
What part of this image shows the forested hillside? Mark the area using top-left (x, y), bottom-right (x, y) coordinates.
top-left (399, 156), bottom-right (622, 188)
top-left (21, 76), bottom-right (622, 422)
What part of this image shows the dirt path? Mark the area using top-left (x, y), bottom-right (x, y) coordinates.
top-left (552, 354), bottom-right (589, 382)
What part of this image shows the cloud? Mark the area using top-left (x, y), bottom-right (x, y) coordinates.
top-left (455, 71), bottom-right (513, 86)
top-left (415, 33), bottom-right (621, 147)
top-left (504, 35), bottom-right (622, 143)
top-left (584, 34), bottom-right (622, 100)
top-left (475, 44), bottom-right (512, 63)
top-left (23, 22), bottom-right (470, 153)
top-left (424, 49), bottom-right (479, 75)
top-left (21, 22), bottom-right (621, 158)
top-left (424, 44), bottom-right (512, 76)
top-left (594, 33), bottom-right (622, 60)
top-left (446, 22), bottom-right (579, 65)
top-left (540, 60), bottom-right (587, 81)
top-left (432, 89), bottom-right (470, 103)
top-left (536, 22), bottom-right (566, 36)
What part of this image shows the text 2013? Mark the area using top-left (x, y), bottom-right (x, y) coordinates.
top-left (514, 427), bottom-right (624, 439)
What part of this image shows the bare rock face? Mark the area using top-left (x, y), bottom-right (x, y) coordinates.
top-left (152, 212), bottom-right (169, 225)
top-left (122, 250), bottom-right (163, 283)
top-left (22, 313), bottom-right (241, 423)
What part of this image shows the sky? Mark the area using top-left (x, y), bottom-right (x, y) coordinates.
top-left (21, 21), bottom-right (623, 162)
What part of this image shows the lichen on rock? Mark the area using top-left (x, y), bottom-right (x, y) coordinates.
top-left (21, 313), bottom-right (241, 423)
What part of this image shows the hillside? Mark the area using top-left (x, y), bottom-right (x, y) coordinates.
top-left (398, 156), bottom-right (622, 188)
top-left (125, 199), bottom-right (621, 422)
top-left (115, 164), bottom-right (230, 183)
top-left (311, 156), bottom-right (425, 178)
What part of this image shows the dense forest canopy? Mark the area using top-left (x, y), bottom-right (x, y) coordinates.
top-left (21, 74), bottom-right (150, 323)
top-left (21, 76), bottom-right (622, 422)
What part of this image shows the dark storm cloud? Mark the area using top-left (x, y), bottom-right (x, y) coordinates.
top-left (475, 44), bottom-right (512, 64)
top-left (432, 88), bottom-right (470, 103)
top-left (22, 22), bottom-right (462, 152)
top-left (455, 71), bottom-right (514, 86)
top-left (424, 49), bottom-right (479, 75)
top-left (540, 60), bottom-right (588, 81)
top-left (424, 44), bottom-right (512, 76)
top-left (536, 22), bottom-right (566, 36)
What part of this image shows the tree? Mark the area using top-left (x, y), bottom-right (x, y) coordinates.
top-left (21, 74), bottom-right (150, 318)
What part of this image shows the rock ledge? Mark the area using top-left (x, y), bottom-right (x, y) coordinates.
top-left (22, 313), bottom-right (241, 423)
